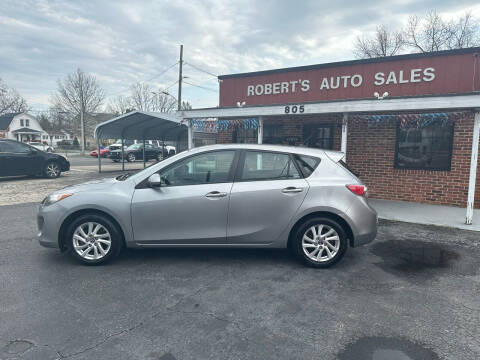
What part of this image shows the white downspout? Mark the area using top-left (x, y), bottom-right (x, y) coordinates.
top-left (187, 119), bottom-right (194, 149)
top-left (466, 111), bottom-right (480, 225)
top-left (258, 117), bottom-right (264, 144)
top-left (341, 113), bottom-right (348, 161)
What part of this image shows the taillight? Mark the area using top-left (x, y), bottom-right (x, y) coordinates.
top-left (346, 184), bottom-right (367, 197)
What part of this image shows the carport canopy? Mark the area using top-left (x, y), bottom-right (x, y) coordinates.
top-left (94, 111), bottom-right (186, 141)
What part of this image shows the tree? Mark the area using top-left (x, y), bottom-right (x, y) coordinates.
top-left (354, 25), bottom-right (404, 59)
top-left (129, 82), bottom-right (154, 112)
top-left (446, 11), bottom-right (480, 49)
top-left (404, 11), bottom-right (451, 52)
top-left (53, 68), bottom-right (105, 153)
top-left (181, 101), bottom-right (192, 110)
top-left (105, 95), bottom-right (134, 115)
top-left (38, 114), bottom-right (52, 131)
top-left (0, 78), bottom-right (28, 115)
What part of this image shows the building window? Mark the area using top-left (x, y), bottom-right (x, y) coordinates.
top-left (20, 119), bottom-right (24, 126)
top-left (263, 124), bottom-right (283, 144)
top-left (394, 121), bottom-right (454, 171)
top-left (232, 128), bottom-right (257, 143)
top-left (25, 119), bottom-right (29, 127)
top-left (303, 124), bottom-right (334, 149)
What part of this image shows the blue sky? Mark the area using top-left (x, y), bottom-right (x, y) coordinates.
top-left (1, 0), bottom-right (479, 112)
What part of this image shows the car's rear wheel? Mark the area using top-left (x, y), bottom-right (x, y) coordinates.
top-left (292, 217), bottom-right (347, 268)
top-left (127, 153), bottom-right (136, 162)
top-left (67, 214), bottom-right (122, 265)
top-left (46, 148), bottom-right (53, 153)
top-left (156, 153), bottom-right (163, 162)
top-left (44, 161), bottom-right (61, 178)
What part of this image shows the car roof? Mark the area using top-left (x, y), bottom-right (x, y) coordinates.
top-left (184, 143), bottom-right (343, 159)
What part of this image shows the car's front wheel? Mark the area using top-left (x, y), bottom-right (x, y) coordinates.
top-left (127, 153), bottom-right (136, 162)
top-left (67, 214), bottom-right (123, 265)
top-left (44, 161), bottom-right (61, 178)
top-left (292, 217), bottom-right (347, 268)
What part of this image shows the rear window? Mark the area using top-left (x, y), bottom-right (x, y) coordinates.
top-left (294, 155), bottom-right (320, 177)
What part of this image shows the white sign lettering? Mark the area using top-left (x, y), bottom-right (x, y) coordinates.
top-left (246, 67), bottom-right (436, 97)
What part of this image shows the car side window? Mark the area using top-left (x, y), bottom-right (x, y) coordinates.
top-left (294, 155), bottom-right (320, 177)
top-left (0, 141), bottom-right (31, 153)
top-left (240, 151), bottom-right (300, 181)
top-left (160, 151), bottom-right (236, 186)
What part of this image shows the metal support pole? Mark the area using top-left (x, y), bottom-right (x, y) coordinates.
top-left (142, 138), bottom-right (146, 169)
top-left (96, 137), bottom-right (101, 173)
top-left (258, 117), bottom-right (264, 144)
top-left (466, 111), bottom-right (480, 225)
top-left (121, 138), bottom-right (125, 172)
top-left (341, 113), bottom-right (348, 161)
top-left (187, 119), bottom-right (194, 149)
top-left (178, 45), bottom-right (183, 111)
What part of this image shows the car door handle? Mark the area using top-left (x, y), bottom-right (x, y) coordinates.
top-left (205, 191), bottom-right (228, 198)
top-left (281, 187), bottom-right (304, 193)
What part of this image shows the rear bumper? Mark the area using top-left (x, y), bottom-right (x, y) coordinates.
top-left (346, 197), bottom-right (378, 247)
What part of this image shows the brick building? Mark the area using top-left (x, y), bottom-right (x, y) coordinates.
top-left (182, 47), bottom-right (480, 223)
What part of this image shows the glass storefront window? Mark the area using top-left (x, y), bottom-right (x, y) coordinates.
top-left (303, 124), bottom-right (334, 149)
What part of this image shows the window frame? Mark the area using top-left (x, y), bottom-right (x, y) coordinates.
top-left (303, 123), bottom-right (334, 150)
top-left (234, 149), bottom-right (304, 182)
top-left (136, 149), bottom-right (241, 189)
top-left (393, 120), bottom-right (455, 172)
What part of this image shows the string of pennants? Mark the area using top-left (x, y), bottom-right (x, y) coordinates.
top-left (350, 112), bottom-right (470, 128)
top-left (192, 117), bottom-right (259, 132)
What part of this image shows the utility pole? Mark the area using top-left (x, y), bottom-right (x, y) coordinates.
top-left (79, 78), bottom-right (85, 155)
top-left (177, 44), bottom-right (183, 111)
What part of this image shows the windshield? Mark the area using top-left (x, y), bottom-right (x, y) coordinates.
top-left (127, 144), bottom-right (142, 150)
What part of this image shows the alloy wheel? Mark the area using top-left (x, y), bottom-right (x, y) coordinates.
top-left (128, 153), bottom-right (135, 162)
top-left (301, 224), bottom-right (340, 262)
top-left (73, 222), bottom-right (112, 261)
top-left (46, 163), bottom-right (60, 178)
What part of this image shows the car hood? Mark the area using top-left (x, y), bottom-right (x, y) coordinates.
top-left (57, 177), bottom-right (118, 194)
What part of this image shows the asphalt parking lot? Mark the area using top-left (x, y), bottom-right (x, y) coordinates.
top-left (1, 159), bottom-right (480, 359)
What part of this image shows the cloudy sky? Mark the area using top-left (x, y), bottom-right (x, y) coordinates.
top-left (1, 0), bottom-right (479, 113)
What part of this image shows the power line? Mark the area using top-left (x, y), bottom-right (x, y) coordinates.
top-left (184, 62), bottom-right (218, 78)
top-left (108, 61), bottom-right (179, 97)
top-left (183, 81), bottom-right (218, 93)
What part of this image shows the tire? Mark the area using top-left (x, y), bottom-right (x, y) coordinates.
top-left (67, 213), bottom-right (123, 265)
top-left (292, 217), bottom-right (348, 268)
top-left (127, 153), bottom-right (136, 162)
top-left (46, 148), bottom-right (53, 153)
top-left (156, 153), bottom-right (163, 162)
top-left (44, 161), bottom-right (61, 178)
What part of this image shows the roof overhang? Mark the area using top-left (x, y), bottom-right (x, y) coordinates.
top-left (181, 94), bottom-right (480, 119)
top-left (94, 111), bottom-right (187, 140)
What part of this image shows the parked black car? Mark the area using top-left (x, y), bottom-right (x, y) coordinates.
top-left (0, 139), bottom-right (70, 178)
top-left (109, 143), bottom-right (167, 162)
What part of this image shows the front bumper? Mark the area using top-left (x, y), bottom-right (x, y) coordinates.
top-left (37, 204), bottom-right (63, 249)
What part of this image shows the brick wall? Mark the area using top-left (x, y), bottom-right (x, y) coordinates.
top-left (216, 113), bottom-right (480, 208)
top-left (346, 112), bottom-right (480, 208)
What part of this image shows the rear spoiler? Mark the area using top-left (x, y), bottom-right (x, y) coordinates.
top-left (323, 150), bottom-right (345, 163)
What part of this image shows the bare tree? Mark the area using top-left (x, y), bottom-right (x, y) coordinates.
top-left (0, 78), bottom-right (29, 115)
top-left (151, 92), bottom-right (177, 112)
top-left (105, 95), bottom-right (134, 115)
top-left (53, 68), bottom-right (105, 152)
top-left (181, 101), bottom-right (192, 110)
top-left (354, 25), bottom-right (404, 58)
top-left (405, 11), bottom-right (453, 52)
top-left (446, 11), bottom-right (480, 49)
top-left (129, 82), bottom-right (154, 111)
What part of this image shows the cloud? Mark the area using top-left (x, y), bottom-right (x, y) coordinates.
top-left (0, 0), bottom-right (479, 111)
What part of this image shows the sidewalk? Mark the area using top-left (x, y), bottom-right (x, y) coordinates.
top-left (370, 198), bottom-right (480, 232)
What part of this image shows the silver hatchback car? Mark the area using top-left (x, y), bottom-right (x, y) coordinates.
top-left (37, 144), bottom-right (377, 267)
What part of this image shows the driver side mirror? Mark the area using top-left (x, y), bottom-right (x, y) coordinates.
top-left (148, 173), bottom-right (161, 188)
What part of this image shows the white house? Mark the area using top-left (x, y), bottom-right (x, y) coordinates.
top-left (0, 112), bottom-right (48, 142)
top-left (42, 130), bottom-right (73, 147)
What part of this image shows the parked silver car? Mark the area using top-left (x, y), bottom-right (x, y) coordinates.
top-left (37, 144), bottom-right (377, 267)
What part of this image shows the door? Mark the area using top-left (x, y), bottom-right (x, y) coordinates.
top-left (227, 150), bottom-right (309, 244)
top-left (0, 141), bottom-right (41, 176)
top-left (131, 150), bottom-right (238, 244)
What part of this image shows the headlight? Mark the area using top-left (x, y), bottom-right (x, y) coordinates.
top-left (41, 193), bottom-right (73, 206)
